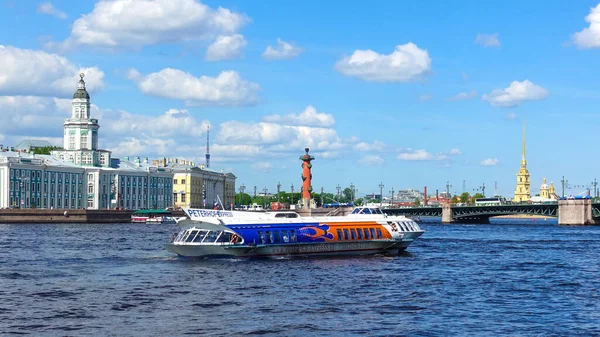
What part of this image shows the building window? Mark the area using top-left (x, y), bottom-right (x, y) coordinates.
top-left (181, 193), bottom-right (186, 203)
top-left (81, 134), bottom-right (88, 149)
top-left (174, 179), bottom-right (178, 185)
top-left (181, 179), bottom-right (186, 185)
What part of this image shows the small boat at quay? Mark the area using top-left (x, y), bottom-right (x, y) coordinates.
top-left (132, 209), bottom-right (176, 224)
top-left (164, 207), bottom-right (425, 258)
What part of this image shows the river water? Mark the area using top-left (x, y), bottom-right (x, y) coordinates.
top-left (1, 218), bottom-right (599, 336)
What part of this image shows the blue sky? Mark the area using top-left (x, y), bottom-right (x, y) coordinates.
top-left (1, 0), bottom-right (600, 199)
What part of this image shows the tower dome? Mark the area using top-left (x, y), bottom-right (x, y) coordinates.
top-left (73, 73), bottom-right (90, 99)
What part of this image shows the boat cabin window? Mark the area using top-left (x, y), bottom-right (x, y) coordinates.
top-left (258, 231), bottom-right (266, 244)
top-left (351, 207), bottom-right (384, 215)
top-left (194, 230), bottom-right (208, 242)
top-left (265, 231), bottom-right (273, 244)
top-left (281, 230), bottom-right (289, 243)
top-left (289, 230), bottom-right (297, 243)
top-left (336, 229), bottom-right (343, 240)
top-left (376, 228), bottom-right (383, 239)
top-left (369, 228), bottom-right (376, 239)
top-left (356, 228), bottom-right (363, 240)
top-left (217, 232), bottom-right (233, 243)
top-left (204, 231), bottom-right (220, 243)
top-left (363, 228), bottom-right (370, 239)
top-left (350, 229), bottom-right (357, 240)
top-left (274, 213), bottom-right (299, 218)
top-left (343, 229), bottom-right (350, 241)
top-left (185, 230), bottom-right (198, 242)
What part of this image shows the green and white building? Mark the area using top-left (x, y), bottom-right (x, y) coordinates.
top-left (0, 74), bottom-right (173, 210)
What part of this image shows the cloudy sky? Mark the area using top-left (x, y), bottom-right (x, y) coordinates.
top-left (1, 0), bottom-right (600, 198)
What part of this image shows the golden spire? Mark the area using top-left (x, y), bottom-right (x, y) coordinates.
top-left (521, 120), bottom-right (526, 167)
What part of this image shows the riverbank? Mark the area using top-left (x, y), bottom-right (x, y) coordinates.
top-left (0, 209), bottom-right (133, 223)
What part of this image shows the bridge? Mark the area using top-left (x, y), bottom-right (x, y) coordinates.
top-left (383, 201), bottom-right (600, 225)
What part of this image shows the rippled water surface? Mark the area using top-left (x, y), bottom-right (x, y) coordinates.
top-left (1, 218), bottom-right (600, 336)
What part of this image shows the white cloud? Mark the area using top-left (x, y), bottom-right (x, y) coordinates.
top-left (418, 94), bottom-right (433, 102)
top-left (0, 45), bottom-right (105, 97)
top-left (335, 42), bottom-right (432, 82)
top-left (572, 4), bottom-right (600, 49)
top-left (397, 149), bottom-right (436, 161)
top-left (130, 68), bottom-right (260, 106)
top-left (105, 108), bottom-right (210, 138)
top-left (482, 80), bottom-right (548, 108)
top-left (397, 148), bottom-right (459, 161)
top-left (0, 96), bottom-right (71, 137)
top-left (448, 90), bottom-right (477, 101)
top-left (474, 33), bottom-right (500, 47)
top-left (262, 38), bottom-right (303, 60)
top-left (262, 105), bottom-right (335, 127)
top-left (205, 34), bottom-right (247, 61)
top-left (37, 2), bottom-right (67, 19)
top-left (358, 155), bottom-right (384, 166)
top-left (507, 112), bottom-right (517, 120)
top-left (481, 158), bottom-right (499, 166)
top-left (107, 137), bottom-right (176, 157)
top-left (252, 162), bottom-right (272, 172)
top-left (354, 141), bottom-right (386, 152)
top-left (51, 0), bottom-right (249, 51)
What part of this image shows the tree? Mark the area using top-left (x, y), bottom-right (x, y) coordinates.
top-left (413, 197), bottom-right (421, 206)
top-left (472, 193), bottom-right (485, 202)
top-left (236, 192), bottom-right (252, 205)
top-left (32, 146), bottom-right (62, 155)
top-left (342, 187), bottom-right (353, 202)
top-left (459, 192), bottom-right (470, 204)
top-left (451, 195), bottom-right (460, 204)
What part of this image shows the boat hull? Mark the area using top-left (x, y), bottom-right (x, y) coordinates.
top-left (164, 238), bottom-right (419, 258)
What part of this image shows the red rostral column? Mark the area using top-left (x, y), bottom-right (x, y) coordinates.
top-left (300, 148), bottom-right (314, 209)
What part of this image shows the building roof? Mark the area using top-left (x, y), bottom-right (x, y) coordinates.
top-left (14, 139), bottom-right (55, 150)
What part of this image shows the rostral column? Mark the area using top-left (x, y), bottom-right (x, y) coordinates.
top-left (300, 148), bottom-right (314, 209)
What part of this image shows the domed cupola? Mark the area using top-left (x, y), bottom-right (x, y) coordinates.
top-left (73, 73), bottom-right (90, 99)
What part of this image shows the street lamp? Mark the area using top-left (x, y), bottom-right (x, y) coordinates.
top-left (350, 183), bottom-right (355, 203)
top-left (390, 188), bottom-right (395, 207)
top-left (277, 181), bottom-right (281, 203)
top-left (291, 184), bottom-right (294, 206)
top-left (379, 182), bottom-right (384, 207)
top-left (336, 184), bottom-right (341, 201)
top-left (263, 187), bottom-right (268, 209)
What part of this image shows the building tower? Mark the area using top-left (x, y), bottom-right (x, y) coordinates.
top-left (513, 121), bottom-right (531, 202)
top-left (52, 73), bottom-right (111, 167)
top-left (205, 125), bottom-right (211, 169)
top-left (299, 148), bottom-right (314, 209)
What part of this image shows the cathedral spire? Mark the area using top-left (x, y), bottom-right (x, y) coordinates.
top-left (521, 120), bottom-right (526, 167)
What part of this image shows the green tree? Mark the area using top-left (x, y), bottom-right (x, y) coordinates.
top-left (32, 146), bottom-right (62, 155)
top-left (472, 193), bottom-right (485, 203)
top-left (236, 192), bottom-right (252, 205)
top-left (413, 197), bottom-right (421, 206)
top-left (342, 187), bottom-right (353, 202)
top-left (459, 192), bottom-right (470, 203)
top-left (451, 195), bottom-right (460, 204)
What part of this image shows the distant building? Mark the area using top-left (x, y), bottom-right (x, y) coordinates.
top-left (531, 178), bottom-right (558, 203)
top-left (0, 73), bottom-right (173, 210)
top-left (513, 121), bottom-right (531, 202)
top-left (14, 140), bottom-right (55, 152)
top-left (154, 158), bottom-right (236, 210)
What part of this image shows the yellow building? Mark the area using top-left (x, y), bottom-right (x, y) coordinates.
top-left (153, 158), bottom-right (236, 209)
top-left (539, 178), bottom-right (557, 200)
top-left (513, 121), bottom-right (531, 202)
